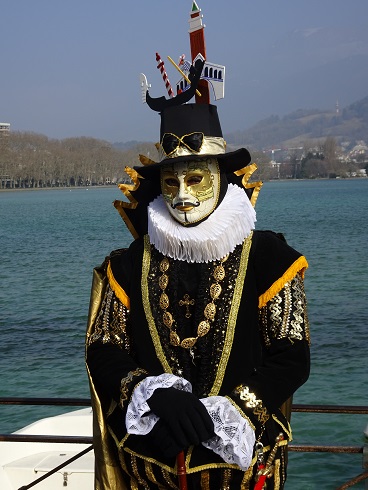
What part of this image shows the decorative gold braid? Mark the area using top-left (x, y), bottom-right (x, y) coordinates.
top-left (117, 447), bottom-right (130, 478)
top-left (158, 254), bottom-right (229, 349)
top-left (200, 470), bottom-right (210, 489)
top-left (142, 235), bottom-right (173, 373)
top-left (130, 478), bottom-right (139, 490)
top-left (145, 461), bottom-right (168, 489)
top-left (233, 385), bottom-right (269, 424)
top-left (161, 468), bottom-right (179, 489)
top-left (274, 459), bottom-right (281, 490)
top-left (119, 368), bottom-right (148, 409)
top-left (130, 454), bottom-right (150, 489)
top-left (210, 234), bottom-right (252, 396)
top-left (281, 445), bottom-right (286, 485)
top-left (222, 468), bottom-right (233, 489)
top-left (240, 464), bottom-right (253, 489)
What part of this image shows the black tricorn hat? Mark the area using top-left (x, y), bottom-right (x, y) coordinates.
top-left (135, 103), bottom-right (251, 179)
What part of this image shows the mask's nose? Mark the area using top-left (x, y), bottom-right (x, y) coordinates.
top-left (177, 176), bottom-right (191, 201)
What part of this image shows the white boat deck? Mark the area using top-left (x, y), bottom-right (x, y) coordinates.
top-left (0, 408), bottom-right (94, 490)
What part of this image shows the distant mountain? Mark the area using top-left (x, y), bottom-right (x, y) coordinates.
top-left (225, 96), bottom-right (368, 151)
top-left (228, 25), bottom-right (368, 133)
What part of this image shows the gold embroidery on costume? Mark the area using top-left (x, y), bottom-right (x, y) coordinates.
top-left (144, 461), bottom-right (159, 487)
top-left (241, 463), bottom-right (253, 489)
top-left (233, 385), bottom-right (269, 424)
top-left (161, 468), bottom-right (179, 489)
top-left (280, 446), bottom-right (286, 485)
top-left (87, 284), bottom-right (131, 349)
top-left (274, 459), bottom-right (281, 490)
top-left (225, 396), bottom-right (256, 431)
top-left (142, 234), bottom-right (249, 396)
top-left (222, 468), bottom-right (233, 489)
top-left (210, 234), bottom-right (252, 396)
top-left (117, 449), bottom-right (132, 482)
top-left (158, 254), bottom-right (229, 350)
top-left (131, 454), bottom-right (150, 489)
top-left (200, 470), bottom-right (210, 489)
top-left (120, 368), bottom-right (149, 409)
top-left (142, 235), bottom-right (173, 373)
top-left (259, 272), bottom-right (310, 348)
top-left (130, 477), bottom-right (139, 490)
top-left (290, 274), bottom-right (310, 344)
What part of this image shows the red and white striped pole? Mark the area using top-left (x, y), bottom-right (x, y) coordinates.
top-left (156, 52), bottom-right (174, 98)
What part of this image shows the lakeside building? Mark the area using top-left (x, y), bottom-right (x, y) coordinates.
top-left (0, 123), bottom-right (10, 135)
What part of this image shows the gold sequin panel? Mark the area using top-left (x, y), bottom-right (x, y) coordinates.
top-left (259, 272), bottom-right (310, 348)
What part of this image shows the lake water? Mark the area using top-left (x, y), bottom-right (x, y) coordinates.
top-left (0, 179), bottom-right (367, 489)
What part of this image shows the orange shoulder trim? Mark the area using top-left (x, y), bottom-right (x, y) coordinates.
top-left (107, 262), bottom-right (131, 309)
top-left (258, 256), bottom-right (308, 309)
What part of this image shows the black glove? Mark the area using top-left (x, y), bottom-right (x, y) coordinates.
top-left (147, 419), bottom-right (183, 458)
top-left (147, 387), bottom-right (214, 450)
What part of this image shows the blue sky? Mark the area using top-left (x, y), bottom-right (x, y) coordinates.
top-left (1, 1), bottom-right (368, 143)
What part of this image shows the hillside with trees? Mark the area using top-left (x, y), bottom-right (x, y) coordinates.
top-left (226, 96), bottom-right (368, 151)
top-left (1, 96), bottom-right (367, 188)
top-left (0, 133), bottom-right (155, 189)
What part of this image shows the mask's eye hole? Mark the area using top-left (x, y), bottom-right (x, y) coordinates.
top-left (186, 175), bottom-right (203, 186)
top-left (164, 178), bottom-right (179, 187)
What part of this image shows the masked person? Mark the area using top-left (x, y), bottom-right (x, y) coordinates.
top-left (85, 99), bottom-right (310, 489)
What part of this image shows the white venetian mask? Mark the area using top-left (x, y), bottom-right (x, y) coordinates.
top-left (160, 158), bottom-right (220, 225)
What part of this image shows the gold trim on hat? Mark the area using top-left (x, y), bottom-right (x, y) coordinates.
top-left (157, 135), bottom-right (226, 162)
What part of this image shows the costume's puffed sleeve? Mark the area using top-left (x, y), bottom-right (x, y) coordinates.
top-left (230, 232), bottom-right (310, 434)
top-left (86, 244), bottom-right (148, 411)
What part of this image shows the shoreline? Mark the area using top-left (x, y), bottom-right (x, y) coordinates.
top-left (1, 176), bottom-right (366, 193)
top-left (0, 185), bottom-right (119, 193)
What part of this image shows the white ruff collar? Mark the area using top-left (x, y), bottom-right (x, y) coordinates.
top-left (147, 184), bottom-right (256, 263)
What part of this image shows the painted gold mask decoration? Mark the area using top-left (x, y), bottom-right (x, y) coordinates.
top-left (160, 158), bottom-right (220, 225)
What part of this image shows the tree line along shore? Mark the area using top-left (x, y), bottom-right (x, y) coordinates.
top-left (0, 131), bottom-right (366, 190)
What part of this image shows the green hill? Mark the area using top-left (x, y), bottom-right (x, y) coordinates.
top-left (225, 96), bottom-right (368, 151)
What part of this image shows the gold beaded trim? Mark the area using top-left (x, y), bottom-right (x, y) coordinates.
top-left (222, 468), bottom-right (232, 489)
top-left (158, 254), bottom-right (228, 349)
top-left (144, 461), bottom-right (158, 486)
top-left (87, 285), bottom-right (130, 349)
top-left (161, 468), bottom-right (179, 489)
top-left (130, 454), bottom-right (150, 489)
top-left (200, 470), bottom-right (210, 490)
top-left (233, 385), bottom-right (269, 424)
top-left (119, 368), bottom-right (148, 409)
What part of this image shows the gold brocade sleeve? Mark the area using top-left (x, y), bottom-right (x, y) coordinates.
top-left (259, 272), bottom-right (310, 348)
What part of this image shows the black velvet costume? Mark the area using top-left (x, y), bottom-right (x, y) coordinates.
top-left (86, 230), bottom-right (310, 489)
